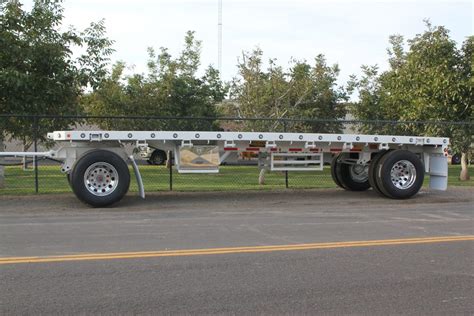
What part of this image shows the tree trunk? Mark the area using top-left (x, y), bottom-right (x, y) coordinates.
top-left (459, 152), bottom-right (470, 181)
top-left (22, 143), bottom-right (29, 170)
top-left (258, 168), bottom-right (266, 185)
top-left (0, 139), bottom-right (4, 189)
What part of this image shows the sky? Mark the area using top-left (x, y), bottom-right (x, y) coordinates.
top-left (21, 0), bottom-right (473, 85)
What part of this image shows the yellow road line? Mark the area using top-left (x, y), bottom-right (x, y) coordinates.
top-left (1, 235), bottom-right (473, 265)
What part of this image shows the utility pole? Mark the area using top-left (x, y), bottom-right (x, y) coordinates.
top-left (217, 0), bottom-right (222, 75)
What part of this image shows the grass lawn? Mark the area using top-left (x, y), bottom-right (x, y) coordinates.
top-left (0, 164), bottom-right (472, 195)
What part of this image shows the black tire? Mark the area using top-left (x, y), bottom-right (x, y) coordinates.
top-left (66, 173), bottom-right (72, 188)
top-left (336, 161), bottom-right (371, 191)
top-left (148, 149), bottom-right (167, 165)
top-left (451, 153), bottom-right (461, 165)
top-left (330, 154), bottom-right (344, 188)
top-left (368, 150), bottom-right (389, 196)
top-left (375, 150), bottom-right (424, 199)
top-left (71, 150), bottom-right (130, 207)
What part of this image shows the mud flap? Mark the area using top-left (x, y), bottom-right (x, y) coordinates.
top-left (428, 155), bottom-right (448, 191)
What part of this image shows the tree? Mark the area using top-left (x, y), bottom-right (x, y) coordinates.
top-left (288, 55), bottom-right (348, 133)
top-left (0, 0), bottom-right (114, 148)
top-left (228, 49), bottom-right (289, 131)
top-left (456, 36), bottom-right (473, 180)
top-left (85, 31), bottom-right (227, 131)
top-left (350, 22), bottom-right (472, 180)
top-left (229, 49), bottom-right (347, 132)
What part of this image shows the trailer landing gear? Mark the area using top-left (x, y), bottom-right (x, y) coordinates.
top-left (70, 150), bottom-right (130, 207)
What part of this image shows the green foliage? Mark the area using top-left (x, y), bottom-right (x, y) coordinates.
top-left (350, 22), bottom-right (473, 154)
top-left (289, 55), bottom-right (348, 133)
top-left (0, 0), bottom-right (114, 145)
top-left (228, 49), bottom-right (287, 131)
top-left (229, 49), bottom-right (347, 132)
top-left (85, 31), bottom-right (227, 131)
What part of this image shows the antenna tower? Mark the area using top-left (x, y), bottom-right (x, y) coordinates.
top-left (218, 0), bottom-right (223, 75)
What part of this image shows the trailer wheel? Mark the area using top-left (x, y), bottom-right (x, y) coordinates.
top-left (368, 150), bottom-right (389, 196)
top-left (70, 150), bottom-right (130, 207)
top-left (330, 154), bottom-right (344, 188)
top-left (375, 150), bottom-right (424, 199)
top-left (336, 162), bottom-right (371, 191)
top-left (148, 149), bottom-right (167, 165)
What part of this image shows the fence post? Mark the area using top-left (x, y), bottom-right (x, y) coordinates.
top-left (0, 138), bottom-right (4, 189)
top-left (33, 116), bottom-right (39, 193)
top-left (168, 150), bottom-right (173, 191)
top-left (283, 120), bottom-right (289, 189)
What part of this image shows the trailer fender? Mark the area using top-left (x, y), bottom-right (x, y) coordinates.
top-left (129, 155), bottom-right (145, 199)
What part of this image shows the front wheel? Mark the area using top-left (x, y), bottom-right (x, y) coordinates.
top-left (331, 153), bottom-right (370, 191)
top-left (330, 154), bottom-right (344, 189)
top-left (71, 150), bottom-right (130, 207)
top-left (336, 162), bottom-right (371, 191)
top-left (66, 173), bottom-right (72, 188)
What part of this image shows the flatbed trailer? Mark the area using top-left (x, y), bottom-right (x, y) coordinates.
top-left (0, 130), bottom-right (449, 207)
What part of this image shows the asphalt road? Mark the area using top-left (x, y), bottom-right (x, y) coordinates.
top-left (0, 188), bottom-right (473, 314)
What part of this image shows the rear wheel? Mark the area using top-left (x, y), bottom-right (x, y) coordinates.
top-left (71, 150), bottom-right (130, 207)
top-left (374, 150), bottom-right (424, 199)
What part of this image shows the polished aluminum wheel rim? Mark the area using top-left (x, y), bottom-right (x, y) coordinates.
top-left (390, 160), bottom-right (416, 190)
top-left (84, 162), bottom-right (118, 196)
top-left (350, 164), bottom-right (369, 183)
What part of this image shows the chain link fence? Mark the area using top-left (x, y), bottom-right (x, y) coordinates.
top-left (0, 115), bottom-right (472, 195)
